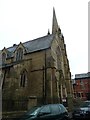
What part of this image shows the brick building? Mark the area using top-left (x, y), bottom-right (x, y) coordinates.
top-left (73, 72), bottom-right (90, 100)
top-left (0, 8), bottom-right (73, 117)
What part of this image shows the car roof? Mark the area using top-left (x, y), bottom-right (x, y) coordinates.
top-left (84, 101), bottom-right (90, 102)
top-left (38, 103), bottom-right (63, 107)
top-left (32, 104), bottom-right (63, 108)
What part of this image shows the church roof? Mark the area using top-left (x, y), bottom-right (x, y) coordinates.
top-left (23, 34), bottom-right (54, 53)
top-left (4, 34), bottom-right (54, 58)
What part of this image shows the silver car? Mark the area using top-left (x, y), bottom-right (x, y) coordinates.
top-left (72, 101), bottom-right (90, 120)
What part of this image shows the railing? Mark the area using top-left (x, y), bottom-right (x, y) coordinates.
top-left (2, 99), bottom-right (28, 112)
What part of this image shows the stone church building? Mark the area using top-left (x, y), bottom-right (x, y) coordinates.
top-left (0, 8), bottom-right (73, 115)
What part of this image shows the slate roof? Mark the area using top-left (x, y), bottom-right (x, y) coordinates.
top-left (75, 72), bottom-right (90, 79)
top-left (24, 34), bottom-right (54, 53)
top-left (2, 34), bottom-right (54, 59)
top-left (8, 45), bottom-right (17, 53)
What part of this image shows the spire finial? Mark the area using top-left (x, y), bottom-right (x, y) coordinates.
top-left (47, 29), bottom-right (50, 35)
top-left (52, 7), bottom-right (59, 34)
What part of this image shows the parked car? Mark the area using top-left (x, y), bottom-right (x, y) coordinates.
top-left (16, 104), bottom-right (70, 120)
top-left (72, 100), bottom-right (90, 119)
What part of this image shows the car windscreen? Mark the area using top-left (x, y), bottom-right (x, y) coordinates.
top-left (25, 106), bottom-right (41, 115)
top-left (21, 106), bottom-right (41, 119)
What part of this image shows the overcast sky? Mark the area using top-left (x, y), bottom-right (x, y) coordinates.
top-left (0, 0), bottom-right (88, 77)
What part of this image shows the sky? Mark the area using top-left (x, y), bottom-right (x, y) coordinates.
top-left (0, 0), bottom-right (88, 77)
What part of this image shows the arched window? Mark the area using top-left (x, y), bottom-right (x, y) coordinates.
top-left (20, 70), bottom-right (27, 87)
top-left (16, 48), bottom-right (23, 61)
top-left (2, 53), bottom-right (6, 64)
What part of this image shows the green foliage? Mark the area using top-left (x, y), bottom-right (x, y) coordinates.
top-left (73, 98), bottom-right (84, 107)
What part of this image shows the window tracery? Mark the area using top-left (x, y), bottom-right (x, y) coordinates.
top-left (20, 70), bottom-right (27, 87)
top-left (16, 48), bottom-right (23, 61)
top-left (2, 53), bottom-right (6, 63)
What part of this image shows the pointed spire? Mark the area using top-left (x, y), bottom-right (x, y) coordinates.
top-left (47, 29), bottom-right (50, 35)
top-left (52, 7), bottom-right (59, 34)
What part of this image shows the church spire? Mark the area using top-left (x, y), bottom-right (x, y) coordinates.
top-left (52, 7), bottom-right (59, 34)
top-left (47, 29), bottom-right (50, 35)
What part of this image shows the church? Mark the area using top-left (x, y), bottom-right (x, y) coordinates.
top-left (0, 8), bottom-right (73, 116)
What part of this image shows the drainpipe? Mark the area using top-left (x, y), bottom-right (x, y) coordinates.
top-left (42, 66), bottom-right (45, 104)
top-left (44, 50), bottom-right (47, 104)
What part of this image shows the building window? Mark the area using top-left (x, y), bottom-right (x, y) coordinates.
top-left (81, 93), bottom-right (84, 97)
top-left (20, 70), bottom-right (27, 87)
top-left (2, 53), bottom-right (6, 63)
top-left (74, 92), bottom-right (76, 98)
top-left (16, 48), bottom-right (23, 61)
top-left (77, 93), bottom-right (80, 97)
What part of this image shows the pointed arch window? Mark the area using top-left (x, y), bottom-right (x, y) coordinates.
top-left (2, 53), bottom-right (6, 64)
top-left (16, 48), bottom-right (23, 61)
top-left (20, 70), bottom-right (27, 87)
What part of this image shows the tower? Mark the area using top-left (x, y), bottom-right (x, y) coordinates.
top-left (52, 7), bottom-right (73, 111)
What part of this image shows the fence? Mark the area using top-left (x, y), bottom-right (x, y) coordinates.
top-left (2, 99), bottom-right (28, 112)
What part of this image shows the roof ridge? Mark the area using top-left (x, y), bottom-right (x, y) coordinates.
top-left (7, 44), bottom-right (18, 50)
top-left (5, 34), bottom-right (53, 50)
top-left (1, 34), bottom-right (54, 58)
top-left (23, 34), bottom-right (53, 45)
